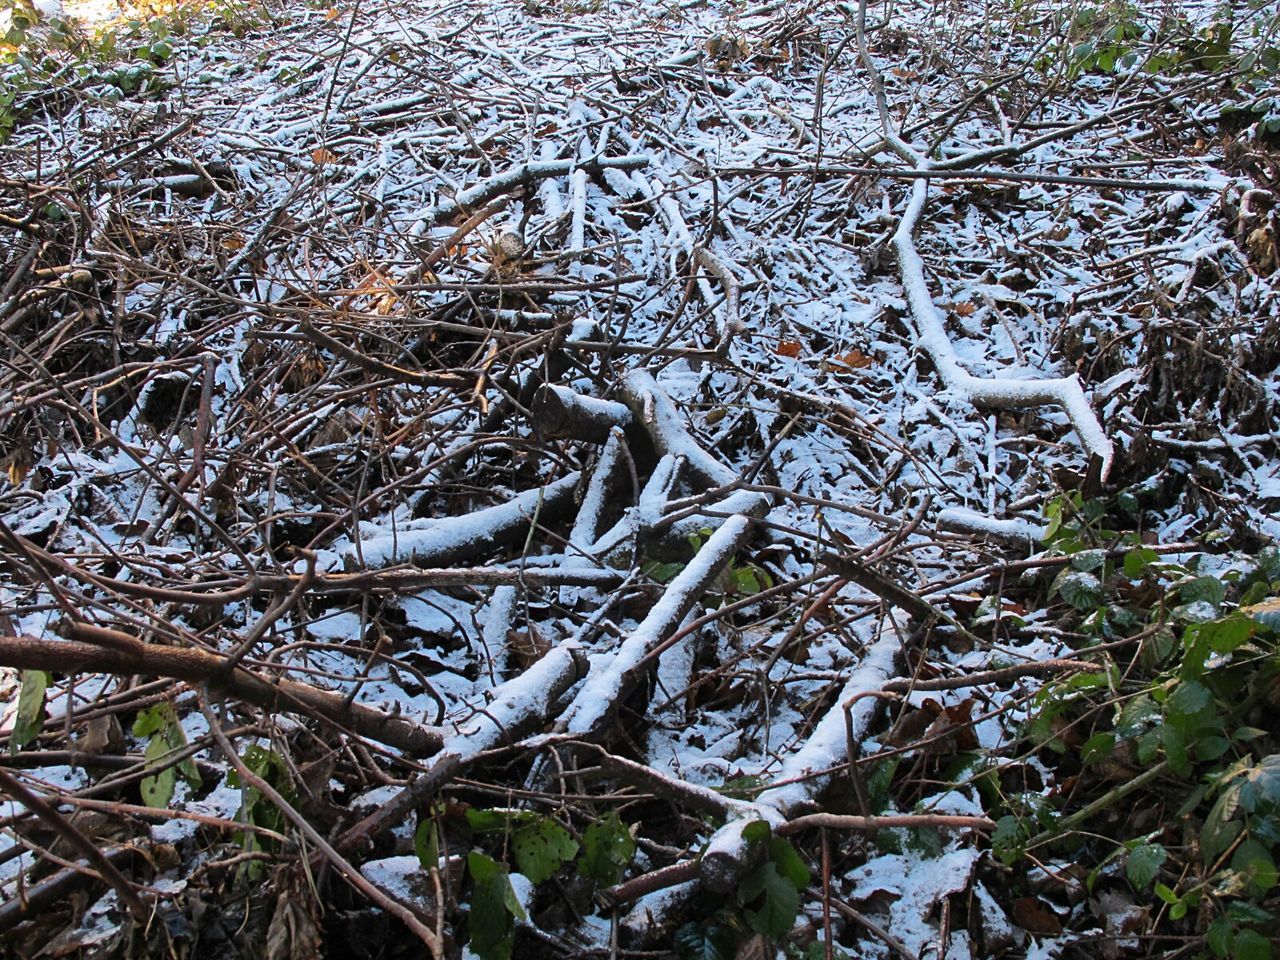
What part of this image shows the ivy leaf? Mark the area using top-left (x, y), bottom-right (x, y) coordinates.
top-left (579, 813), bottom-right (636, 886)
top-left (10, 670), bottom-right (49, 754)
top-left (1125, 842), bottom-right (1166, 889)
top-left (512, 817), bottom-right (578, 884)
top-left (738, 861), bottom-right (800, 939)
top-left (467, 851), bottom-right (524, 960)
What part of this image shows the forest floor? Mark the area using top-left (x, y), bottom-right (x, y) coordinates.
top-left (1, 0), bottom-right (1280, 958)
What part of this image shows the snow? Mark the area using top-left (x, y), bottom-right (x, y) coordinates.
top-left (1, 0), bottom-right (1277, 950)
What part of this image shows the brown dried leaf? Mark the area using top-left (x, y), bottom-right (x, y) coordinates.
top-left (1009, 896), bottom-right (1062, 935)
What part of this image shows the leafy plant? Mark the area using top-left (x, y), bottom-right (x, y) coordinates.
top-left (132, 701), bottom-right (201, 807)
top-left (466, 851), bottom-right (526, 960)
top-left (460, 806), bottom-right (637, 959)
top-left (1007, 494), bottom-right (1280, 955)
top-left (9, 668), bottom-right (48, 753)
top-left (226, 743), bottom-right (293, 877)
top-left (676, 821), bottom-right (810, 960)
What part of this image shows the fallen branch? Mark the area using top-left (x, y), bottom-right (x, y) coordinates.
top-left (0, 631), bottom-right (443, 756)
top-left (331, 472), bottom-right (581, 570)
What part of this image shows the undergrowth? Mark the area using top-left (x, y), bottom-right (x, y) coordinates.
top-left (986, 491), bottom-right (1280, 958)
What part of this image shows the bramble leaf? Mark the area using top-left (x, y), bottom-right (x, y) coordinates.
top-left (512, 817), bottom-right (578, 884)
top-left (579, 813), bottom-right (635, 886)
top-left (1125, 842), bottom-right (1166, 889)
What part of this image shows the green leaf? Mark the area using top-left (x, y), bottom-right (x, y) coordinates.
top-left (1195, 736), bottom-right (1231, 762)
top-left (579, 813), bottom-right (636, 886)
top-left (731, 566), bottom-right (763, 595)
top-left (768, 837), bottom-right (810, 889)
top-left (1232, 839), bottom-right (1278, 894)
top-left (1180, 575), bottom-right (1226, 608)
top-left (1082, 732), bottom-right (1115, 765)
top-left (1125, 842), bottom-right (1166, 889)
top-left (1162, 723), bottom-right (1192, 777)
top-left (414, 819), bottom-right (439, 870)
top-left (1202, 794), bottom-right (1243, 865)
top-left (1227, 901), bottom-right (1275, 924)
top-left (1236, 754), bottom-right (1280, 813)
top-left (1236, 929), bottom-right (1273, 960)
top-left (1166, 680), bottom-right (1211, 719)
top-left (1206, 916), bottom-right (1233, 957)
top-left (466, 807), bottom-right (536, 833)
top-left (1071, 549), bottom-right (1106, 573)
top-left (467, 851), bottom-right (524, 960)
top-left (674, 922), bottom-right (737, 960)
top-left (1054, 569), bottom-right (1103, 610)
top-left (741, 820), bottom-right (771, 844)
top-left (992, 815), bottom-right (1026, 866)
top-left (1116, 695), bottom-right (1159, 738)
top-left (10, 670), bottom-right (49, 753)
top-left (1153, 881), bottom-right (1179, 905)
top-left (738, 861), bottom-right (800, 939)
top-left (140, 733), bottom-right (177, 807)
top-left (512, 817), bottom-right (578, 884)
top-left (1201, 613), bottom-right (1256, 654)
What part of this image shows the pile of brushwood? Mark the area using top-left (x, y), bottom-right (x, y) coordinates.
top-left (1, 0), bottom-right (1280, 957)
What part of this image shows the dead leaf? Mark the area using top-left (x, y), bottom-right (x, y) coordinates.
top-left (311, 147), bottom-right (337, 166)
top-left (5, 447), bottom-right (32, 486)
top-left (954, 301), bottom-right (976, 317)
top-left (1009, 896), bottom-right (1062, 935)
top-left (81, 715), bottom-right (124, 755)
top-left (832, 349), bottom-right (873, 369)
top-left (267, 866), bottom-right (323, 960)
top-left (775, 340), bottom-right (802, 358)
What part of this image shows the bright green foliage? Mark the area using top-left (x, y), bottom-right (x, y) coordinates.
top-left (10, 669), bottom-right (48, 753)
top-left (132, 702), bottom-right (200, 808)
top-left (579, 812), bottom-right (636, 886)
